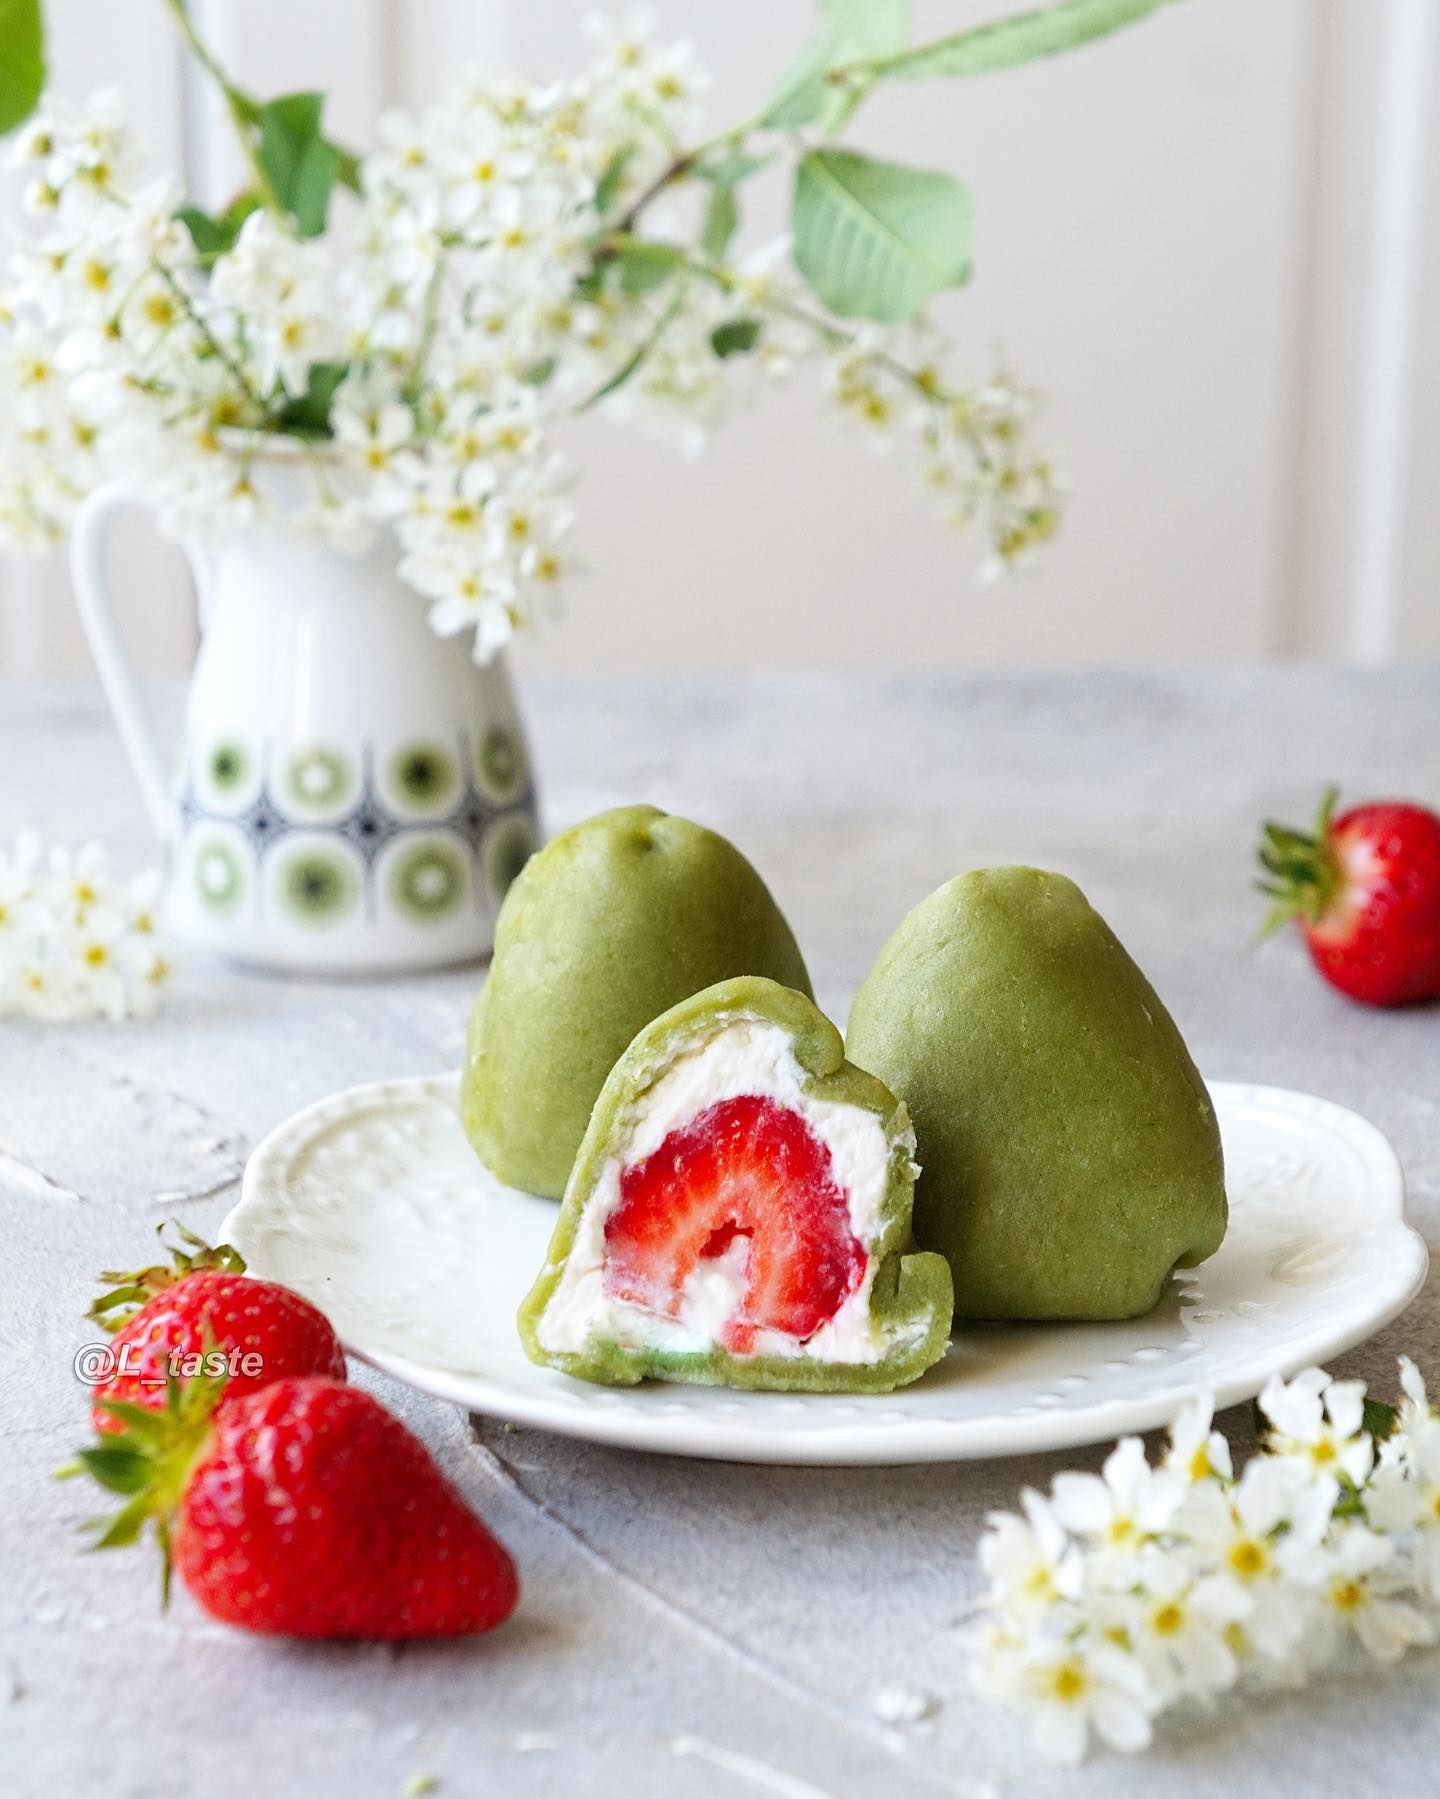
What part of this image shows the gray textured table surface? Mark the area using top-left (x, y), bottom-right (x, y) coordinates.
top-left (3, 666), bottom-right (1439, 1799)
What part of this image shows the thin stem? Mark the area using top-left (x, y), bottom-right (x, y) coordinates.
top-left (612, 110), bottom-right (766, 235)
top-left (162, 0), bottom-right (284, 215)
top-left (150, 262), bottom-right (271, 415)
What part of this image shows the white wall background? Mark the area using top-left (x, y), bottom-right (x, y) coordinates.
top-left (1, 0), bottom-right (1436, 678)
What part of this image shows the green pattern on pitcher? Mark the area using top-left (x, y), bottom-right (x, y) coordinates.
top-left (193, 837), bottom-right (246, 915)
top-left (474, 723), bottom-right (525, 802)
top-left (206, 740), bottom-right (250, 797)
top-left (390, 839), bottom-right (469, 922)
top-left (282, 745), bottom-right (355, 816)
top-left (482, 814), bottom-right (537, 902)
top-left (278, 846), bottom-right (359, 925)
top-left (387, 742), bottom-right (459, 813)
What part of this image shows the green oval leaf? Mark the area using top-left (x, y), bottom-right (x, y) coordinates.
top-left (873, 0), bottom-right (1177, 82)
top-left (791, 147), bottom-right (971, 322)
top-left (0, 0), bottom-right (46, 135)
top-left (258, 91), bottom-right (342, 238)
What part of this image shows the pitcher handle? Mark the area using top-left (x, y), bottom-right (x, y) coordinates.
top-left (70, 485), bottom-right (181, 839)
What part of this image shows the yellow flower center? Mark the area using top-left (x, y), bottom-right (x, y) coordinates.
top-left (1228, 1539), bottom-right (1269, 1580)
top-left (1189, 1444), bottom-right (1213, 1481)
top-left (1311, 1439), bottom-right (1337, 1466)
top-left (1152, 1602), bottom-right (1186, 1636)
top-left (1330, 1578), bottom-right (1367, 1613)
top-left (1023, 1566), bottom-right (1055, 1602)
top-left (1047, 1660), bottom-right (1089, 1704)
top-left (84, 943), bottom-right (108, 967)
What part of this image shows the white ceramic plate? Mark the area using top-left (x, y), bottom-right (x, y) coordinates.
top-left (222, 1076), bottom-right (1427, 1466)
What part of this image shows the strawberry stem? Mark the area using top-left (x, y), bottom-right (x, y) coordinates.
top-left (1255, 786), bottom-right (1342, 936)
top-left (68, 1366), bottom-right (229, 1605)
top-left (89, 1222), bottom-right (246, 1332)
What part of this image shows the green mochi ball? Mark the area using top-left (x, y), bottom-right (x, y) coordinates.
top-left (462, 805), bottom-right (813, 1198)
top-left (846, 866), bottom-right (1227, 1321)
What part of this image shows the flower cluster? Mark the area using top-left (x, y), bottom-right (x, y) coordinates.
top-left (0, 832), bottom-right (170, 1021)
top-left (972, 1362), bottom-right (1440, 1765)
top-left (0, 13), bottom-right (1064, 662)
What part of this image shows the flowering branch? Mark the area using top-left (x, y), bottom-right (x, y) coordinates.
top-left (0, 1), bottom-right (1178, 655)
top-left (973, 1361), bottom-right (1440, 1766)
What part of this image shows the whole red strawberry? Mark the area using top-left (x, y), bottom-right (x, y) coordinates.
top-left (1257, 787), bottom-right (1440, 1006)
top-left (87, 1227), bottom-right (345, 1433)
top-left (77, 1377), bottom-right (519, 1639)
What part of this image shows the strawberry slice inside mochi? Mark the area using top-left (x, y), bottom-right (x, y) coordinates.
top-left (602, 1094), bottom-right (867, 1353)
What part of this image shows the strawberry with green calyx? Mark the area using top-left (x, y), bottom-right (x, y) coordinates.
top-left (74, 1376), bottom-right (520, 1638)
top-left (1257, 787), bottom-right (1440, 1007)
top-left (88, 1238), bottom-right (346, 1434)
top-left (88, 1221), bottom-right (247, 1333)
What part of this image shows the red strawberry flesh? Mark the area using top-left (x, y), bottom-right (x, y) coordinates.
top-left (602, 1094), bottom-right (866, 1353)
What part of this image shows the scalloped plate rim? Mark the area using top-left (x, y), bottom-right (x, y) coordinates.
top-left (222, 1075), bottom-right (1428, 1466)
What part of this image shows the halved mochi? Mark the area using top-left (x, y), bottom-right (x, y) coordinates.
top-left (518, 977), bottom-right (953, 1393)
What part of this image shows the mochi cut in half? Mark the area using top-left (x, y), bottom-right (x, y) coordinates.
top-left (518, 977), bottom-right (953, 1393)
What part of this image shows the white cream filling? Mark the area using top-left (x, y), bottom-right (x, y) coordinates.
top-left (537, 1016), bottom-right (917, 1364)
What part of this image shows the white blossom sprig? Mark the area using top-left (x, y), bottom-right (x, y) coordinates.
top-left (971, 1362), bottom-right (1440, 1766)
top-left (0, 10), bottom-right (1069, 664)
top-left (0, 830), bottom-right (171, 1022)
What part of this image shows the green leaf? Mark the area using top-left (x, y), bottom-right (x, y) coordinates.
top-left (874, 0), bottom-right (1177, 82)
top-left (614, 239), bottom-right (684, 296)
top-left (693, 151), bottom-right (774, 186)
top-left (257, 91), bottom-right (342, 238)
top-left (176, 192), bottom-right (259, 264)
top-left (75, 1444), bottom-right (151, 1496)
top-left (710, 318), bottom-right (762, 359)
top-left (275, 359), bottom-right (348, 434)
top-left (334, 144), bottom-right (362, 196)
top-left (700, 183), bottom-right (739, 263)
top-left (594, 144), bottom-right (634, 215)
top-left (1362, 1397), bottom-right (1399, 1443)
top-left (791, 147), bottom-right (971, 322)
top-left (763, 0), bottom-right (910, 131)
top-left (0, 0), bottom-right (45, 134)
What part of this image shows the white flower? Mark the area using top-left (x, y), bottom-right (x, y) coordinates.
top-left (1173, 1455), bottom-right (1334, 1660)
top-left (0, 834), bottom-right (171, 1023)
top-left (1292, 1523), bottom-right (1435, 1666)
top-left (978, 1487), bottom-right (1082, 1617)
top-left (976, 1626), bottom-right (1156, 1767)
top-left (1049, 1437), bottom-right (1184, 1580)
top-left (1116, 1550), bottom-right (1248, 1705)
top-left (1259, 1366), bottom-right (1374, 1486)
top-left (1164, 1391), bottom-right (1234, 1485)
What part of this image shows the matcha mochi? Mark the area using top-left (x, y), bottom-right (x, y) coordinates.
top-left (846, 867), bottom-right (1227, 1321)
top-left (520, 976), bottom-right (953, 1391)
top-left (462, 806), bottom-right (812, 1198)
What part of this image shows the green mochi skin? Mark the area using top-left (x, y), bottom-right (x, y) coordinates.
top-left (846, 867), bottom-right (1227, 1323)
top-left (463, 806), bottom-right (813, 1200)
top-left (518, 976), bottom-right (954, 1393)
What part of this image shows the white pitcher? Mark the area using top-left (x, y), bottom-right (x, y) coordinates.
top-left (71, 469), bottom-right (539, 976)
